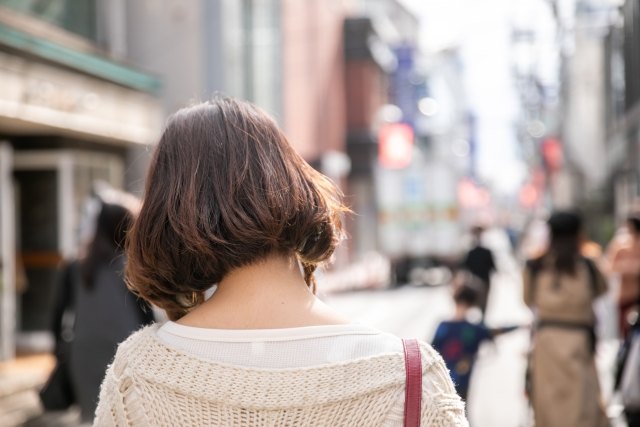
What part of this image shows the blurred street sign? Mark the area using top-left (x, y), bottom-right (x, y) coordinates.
top-left (457, 178), bottom-right (490, 209)
top-left (378, 123), bottom-right (414, 169)
top-left (391, 45), bottom-right (416, 129)
top-left (542, 137), bottom-right (563, 172)
top-left (376, 158), bottom-right (461, 258)
top-left (519, 182), bottom-right (539, 208)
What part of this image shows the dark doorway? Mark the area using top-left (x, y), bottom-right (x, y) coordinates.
top-left (14, 170), bottom-right (60, 332)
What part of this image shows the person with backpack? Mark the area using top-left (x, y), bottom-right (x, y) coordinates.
top-left (523, 211), bottom-right (609, 427)
top-left (92, 99), bottom-right (466, 426)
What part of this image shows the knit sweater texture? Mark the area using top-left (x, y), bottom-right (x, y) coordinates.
top-left (93, 325), bottom-right (467, 426)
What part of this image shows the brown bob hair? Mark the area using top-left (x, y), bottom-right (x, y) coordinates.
top-left (125, 98), bottom-right (348, 320)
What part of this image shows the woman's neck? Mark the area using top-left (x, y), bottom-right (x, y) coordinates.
top-left (176, 254), bottom-right (350, 330)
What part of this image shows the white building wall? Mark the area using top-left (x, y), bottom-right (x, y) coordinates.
top-left (124, 0), bottom-right (212, 194)
top-left (125, 0), bottom-right (206, 116)
top-left (562, 27), bottom-right (607, 196)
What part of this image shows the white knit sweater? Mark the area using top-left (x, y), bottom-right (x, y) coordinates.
top-left (93, 324), bottom-right (467, 426)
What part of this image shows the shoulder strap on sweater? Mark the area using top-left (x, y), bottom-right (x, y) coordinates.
top-left (402, 339), bottom-right (422, 427)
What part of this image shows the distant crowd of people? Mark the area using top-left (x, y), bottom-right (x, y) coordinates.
top-left (434, 213), bottom-right (640, 427)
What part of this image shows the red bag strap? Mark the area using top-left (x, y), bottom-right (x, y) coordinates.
top-left (402, 338), bottom-right (422, 427)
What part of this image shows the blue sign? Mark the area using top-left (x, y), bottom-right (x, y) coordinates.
top-left (391, 45), bottom-right (416, 129)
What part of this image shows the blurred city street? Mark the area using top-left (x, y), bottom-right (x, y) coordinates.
top-left (16, 229), bottom-right (537, 427)
top-left (326, 283), bottom-right (532, 427)
top-left (0, 0), bottom-right (639, 425)
top-left (325, 228), bottom-right (626, 427)
top-left (10, 230), bottom-right (631, 427)
top-left (325, 228), bottom-right (534, 427)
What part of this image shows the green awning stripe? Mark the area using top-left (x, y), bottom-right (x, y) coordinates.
top-left (0, 24), bottom-right (161, 93)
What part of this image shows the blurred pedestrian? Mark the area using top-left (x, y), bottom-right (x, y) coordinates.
top-left (523, 211), bottom-right (609, 427)
top-left (609, 216), bottom-right (640, 338)
top-left (40, 261), bottom-right (77, 412)
top-left (461, 226), bottom-right (496, 316)
top-left (615, 313), bottom-right (640, 427)
top-left (92, 99), bottom-right (467, 426)
top-left (432, 276), bottom-right (521, 403)
top-left (50, 197), bottom-right (154, 423)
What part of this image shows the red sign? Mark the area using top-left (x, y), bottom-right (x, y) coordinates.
top-left (457, 178), bottom-right (490, 208)
top-left (519, 183), bottom-right (539, 208)
top-left (378, 123), bottom-right (414, 169)
top-left (542, 138), bottom-right (563, 172)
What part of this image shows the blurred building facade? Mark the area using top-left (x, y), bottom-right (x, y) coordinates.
top-left (0, 0), bottom-right (425, 359)
top-left (343, 0), bottom-right (477, 286)
top-left (608, 0), bottom-right (640, 225)
top-left (0, 1), bottom-right (163, 361)
top-left (557, 0), bottom-right (614, 239)
top-left (568, 0), bottom-right (640, 235)
top-left (344, 17), bottom-right (392, 260)
top-left (513, 0), bottom-right (636, 242)
top-left (343, 1), bottom-right (469, 286)
top-left (125, 0), bottom-right (352, 164)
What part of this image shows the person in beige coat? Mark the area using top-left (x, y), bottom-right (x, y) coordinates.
top-left (523, 211), bottom-right (609, 427)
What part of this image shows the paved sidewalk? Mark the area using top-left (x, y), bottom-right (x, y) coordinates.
top-left (0, 354), bottom-right (54, 427)
top-left (23, 408), bottom-right (86, 427)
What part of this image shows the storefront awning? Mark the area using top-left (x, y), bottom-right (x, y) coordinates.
top-left (0, 50), bottom-right (162, 145)
top-left (0, 23), bottom-right (161, 93)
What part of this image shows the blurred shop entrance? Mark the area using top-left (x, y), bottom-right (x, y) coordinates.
top-left (0, 10), bottom-right (162, 366)
top-left (12, 150), bottom-right (125, 354)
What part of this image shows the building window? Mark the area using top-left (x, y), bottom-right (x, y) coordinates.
top-left (223, 0), bottom-right (281, 120)
top-left (0, 0), bottom-right (97, 41)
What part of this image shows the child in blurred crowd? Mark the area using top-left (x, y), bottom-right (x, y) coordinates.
top-left (432, 278), bottom-right (521, 402)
